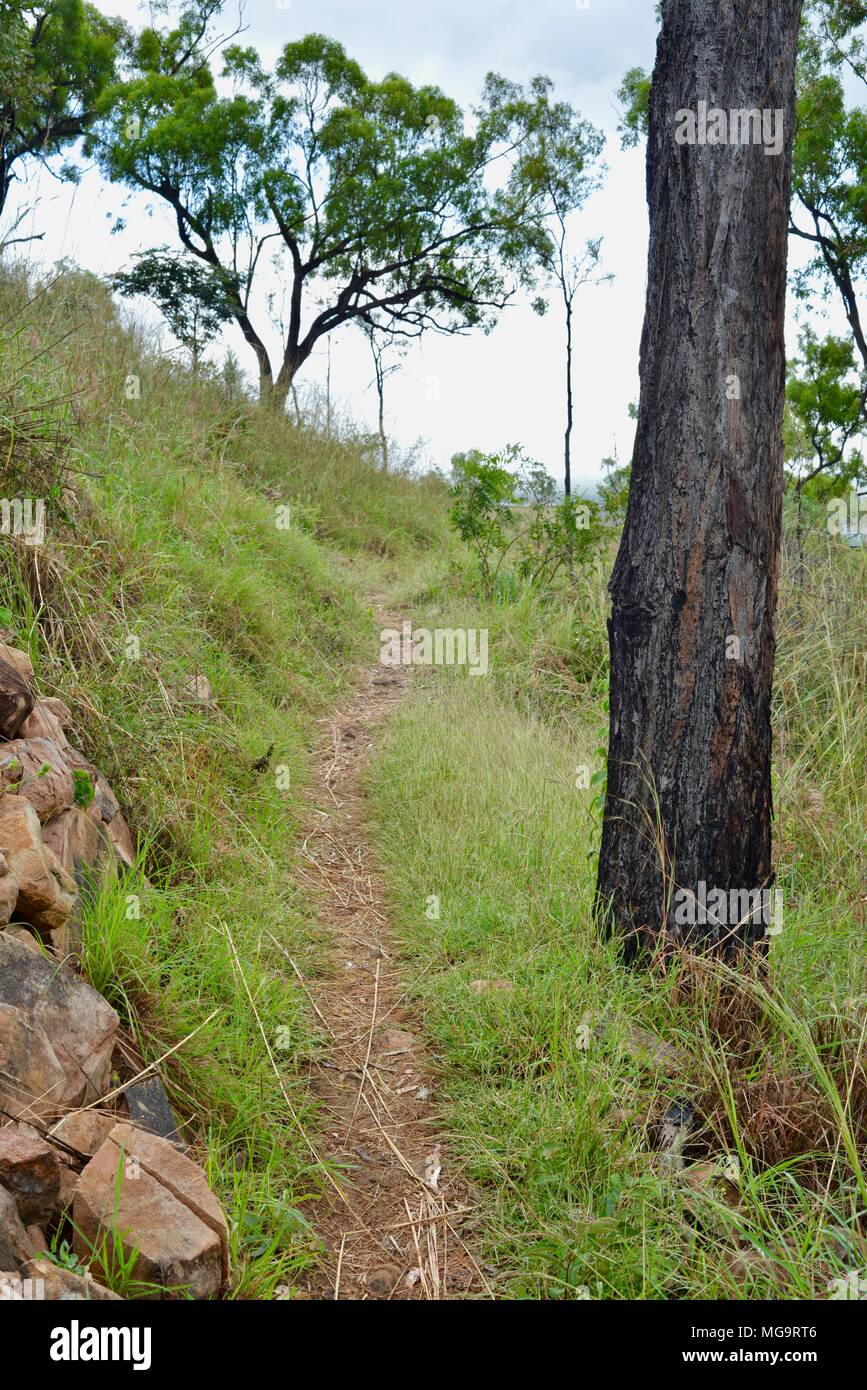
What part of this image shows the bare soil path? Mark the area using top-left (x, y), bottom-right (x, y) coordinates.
top-left (295, 605), bottom-right (487, 1300)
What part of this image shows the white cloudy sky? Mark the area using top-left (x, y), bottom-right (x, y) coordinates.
top-left (5, 0), bottom-right (853, 489)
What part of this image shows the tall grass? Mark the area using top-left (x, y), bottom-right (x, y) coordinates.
top-left (368, 524), bottom-right (867, 1299)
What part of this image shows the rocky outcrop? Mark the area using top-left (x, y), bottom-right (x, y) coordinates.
top-left (75, 1126), bottom-right (229, 1298)
top-left (0, 647), bottom-right (229, 1300)
top-left (0, 1122), bottom-right (61, 1223)
top-left (0, 935), bottom-right (118, 1120)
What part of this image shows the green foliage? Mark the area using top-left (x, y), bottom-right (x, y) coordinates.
top-left (785, 328), bottom-right (866, 495)
top-left (91, 10), bottom-right (601, 401)
top-left (0, 0), bottom-right (122, 226)
top-left (72, 766), bottom-right (95, 808)
top-left (449, 446), bottom-right (520, 591)
top-left (598, 457), bottom-right (632, 525)
top-left (449, 445), bottom-right (606, 597)
top-left (615, 66), bottom-right (651, 151)
top-left (111, 249), bottom-right (239, 369)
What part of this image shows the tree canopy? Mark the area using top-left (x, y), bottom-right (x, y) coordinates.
top-left (90, 7), bottom-right (603, 406)
top-left (0, 0), bottom-right (122, 237)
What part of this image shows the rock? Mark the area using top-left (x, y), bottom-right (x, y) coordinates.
top-left (378, 1029), bottom-right (417, 1055)
top-left (107, 1124), bottom-right (229, 1286)
top-left (0, 1121), bottom-right (61, 1223)
top-left (0, 643), bottom-right (33, 684)
top-left (0, 1183), bottom-right (35, 1269)
top-left (49, 1111), bottom-right (116, 1160)
top-left (469, 978), bottom-right (514, 994)
top-left (123, 1076), bottom-right (180, 1145)
top-left (1, 925), bottom-right (41, 952)
top-left (0, 737), bottom-right (74, 822)
top-left (0, 796), bottom-right (78, 932)
top-left (106, 811), bottom-right (135, 868)
top-left (623, 1022), bottom-right (687, 1076)
top-left (0, 1004), bottom-right (71, 1123)
top-left (74, 1135), bottom-right (223, 1298)
top-left (0, 934), bottom-right (118, 1118)
top-left (182, 674), bottom-right (214, 705)
top-left (20, 702), bottom-right (69, 747)
top-left (40, 697), bottom-right (74, 730)
top-left (0, 871), bottom-right (18, 925)
top-left (367, 1263), bottom-right (401, 1297)
top-left (41, 806), bottom-right (111, 885)
top-left (19, 1257), bottom-right (121, 1300)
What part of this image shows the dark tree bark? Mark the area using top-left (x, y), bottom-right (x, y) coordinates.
top-left (596, 0), bottom-right (802, 960)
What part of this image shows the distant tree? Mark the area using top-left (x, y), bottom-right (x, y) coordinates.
top-left (111, 248), bottom-right (239, 372)
top-left (362, 320), bottom-right (404, 470)
top-left (481, 74), bottom-right (606, 496)
top-left (91, 11), bottom-right (570, 411)
top-left (0, 0), bottom-right (122, 233)
top-left (785, 328), bottom-right (866, 573)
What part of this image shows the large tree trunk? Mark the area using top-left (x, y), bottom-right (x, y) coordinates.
top-left (596, 0), bottom-right (802, 961)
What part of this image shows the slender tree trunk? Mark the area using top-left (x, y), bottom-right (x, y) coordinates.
top-left (596, 0), bottom-right (802, 961)
top-left (564, 292), bottom-right (574, 497)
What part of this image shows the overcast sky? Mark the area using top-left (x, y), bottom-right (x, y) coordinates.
top-left (6, 0), bottom-right (853, 489)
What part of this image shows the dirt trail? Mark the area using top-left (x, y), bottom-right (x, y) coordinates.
top-left (295, 606), bottom-right (486, 1300)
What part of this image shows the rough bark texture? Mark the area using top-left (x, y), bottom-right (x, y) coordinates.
top-left (596, 0), bottom-right (802, 960)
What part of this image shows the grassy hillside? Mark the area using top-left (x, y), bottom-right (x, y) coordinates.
top-left (0, 262), bottom-right (449, 1295)
top-left (3, 260), bottom-right (863, 1301)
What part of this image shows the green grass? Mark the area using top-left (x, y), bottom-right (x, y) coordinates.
top-left (368, 539), bottom-right (867, 1299)
top-left (0, 260), bottom-right (433, 1296)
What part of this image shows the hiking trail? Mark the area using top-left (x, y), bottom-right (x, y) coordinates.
top-left (294, 603), bottom-right (488, 1300)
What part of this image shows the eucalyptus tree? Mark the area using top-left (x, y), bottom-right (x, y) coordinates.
top-left (94, 11), bottom-right (595, 411)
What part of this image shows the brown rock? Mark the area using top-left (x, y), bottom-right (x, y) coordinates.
top-left (0, 643), bottom-right (34, 683)
top-left (108, 1123), bottom-right (230, 1286)
top-left (469, 978), bottom-right (514, 994)
top-left (74, 1138), bottom-right (223, 1298)
top-left (106, 811), bottom-right (135, 868)
top-left (0, 795), bottom-right (78, 931)
top-left (0, 1182), bottom-right (35, 1269)
top-left (41, 806), bottom-right (111, 884)
top-left (0, 1003), bottom-right (71, 1122)
top-left (19, 1257), bottom-right (122, 1300)
top-left (367, 1263), bottom-right (401, 1297)
top-left (1, 925), bottom-right (41, 952)
top-left (20, 702), bottom-right (69, 747)
top-left (40, 698), bottom-right (74, 730)
top-left (0, 1121), bottom-right (61, 1223)
top-left (0, 934), bottom-right (118, 1115)
top-left (0, 737), bottom-right (74, 822)
top-left (0, 871), bottom-right (18, 924)
top-left (49, 1110), bottom-right (116, 1159)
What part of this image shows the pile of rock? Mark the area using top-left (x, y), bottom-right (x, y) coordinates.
top-left (0, 647), bottom-right (230, 1300)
